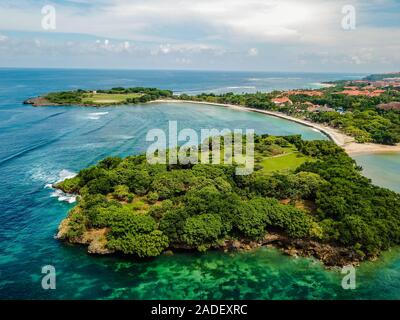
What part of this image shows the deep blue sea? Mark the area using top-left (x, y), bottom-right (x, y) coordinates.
top-left (1, 68), bottom-right (400, 299)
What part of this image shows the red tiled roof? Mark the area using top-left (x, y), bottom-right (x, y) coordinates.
top-left (339, 89), bottom-right (385, 97)
top-left (272, 97), bottom-right (291, 104)
top-left (287, 90), bottom-right (323, 97)
top-left (377, 102), bottom-right (400, 110)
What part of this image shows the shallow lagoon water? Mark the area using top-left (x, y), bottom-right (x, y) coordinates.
top-left (0, 69), bottom-right (399, 299)
top-left (352, 153), bottom-right (400, 193)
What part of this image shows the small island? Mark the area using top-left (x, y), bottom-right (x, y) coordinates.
top-left (55, 134), bottom-right (400, 267)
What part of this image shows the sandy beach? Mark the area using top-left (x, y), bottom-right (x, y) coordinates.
top-left (154, 99), bottom-right (400, 156)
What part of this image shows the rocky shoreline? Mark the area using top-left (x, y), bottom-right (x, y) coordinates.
top-left (23, 97), bottom-right (60, 107)
top-left (56, 216), bottom-right (363, 267)
top-left (56, 218), bottom-right (115, 255)
top-left (23, 97), bottom-right (103, 107)
top-left (220, 234), bottom-right (363, 267)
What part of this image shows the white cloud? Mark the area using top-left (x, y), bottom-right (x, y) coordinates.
top-left (248, 48), bottom-right (258, 56)
top-left (352, 56), bottom-right (362, 65)
top-left (150, 43), bottom-right (225, 56)
top-left (0, 1), bottom-right (397, 46)
top-left (0, 0), bottom-right (399, 71)
top-left (0, 0), bottom-right (359, 43)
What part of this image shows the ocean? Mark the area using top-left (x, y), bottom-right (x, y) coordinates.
top-left (0, 68), bottom-right (399, 299)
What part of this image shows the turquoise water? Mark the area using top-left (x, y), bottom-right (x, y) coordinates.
top-left (353, 153), bottom-right (400, 193)
top-left (0, 69), bottom-right (399, 300)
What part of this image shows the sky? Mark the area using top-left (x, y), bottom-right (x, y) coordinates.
top-left (0, 0), bottom-right (399, 72)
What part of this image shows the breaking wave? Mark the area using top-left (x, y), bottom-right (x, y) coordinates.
top-left (44, 169), bottom-right (78, 203)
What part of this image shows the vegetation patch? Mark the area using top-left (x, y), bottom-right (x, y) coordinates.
top-left (81, 93), bottom-right (143, 105)
top-left (41, 87), bottom-right (173, 106)
top-left (260, 152), bottom-right (313, 173)
top-left (56, 134), bottom-right (400, 265)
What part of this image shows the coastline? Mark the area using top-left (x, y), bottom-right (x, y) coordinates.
top-left (52, 99), bottom-right (399, 268)
top-left (57, 216), bottom-right (362, 267)
top-left (25, 96), bottom-right (400, 155)
top-left (153, 99), bottom-right (400, 156)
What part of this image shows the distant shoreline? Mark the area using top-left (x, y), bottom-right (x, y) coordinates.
top-left (153, 99), bottom-right (400, 156)
top-left (24, 93), bottom-right (400, 156)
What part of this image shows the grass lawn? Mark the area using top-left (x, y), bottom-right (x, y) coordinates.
top-left (260, 152), bottom-right (313, 173)
top-left (124, 199), bottom-right (149, 213)
top-left (82, 93), bottom-right (142, 104)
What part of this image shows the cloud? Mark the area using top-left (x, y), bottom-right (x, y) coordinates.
top-left (150, 43), bottom-right (225, 56)
top-left (0, 0), bottom-right (365, 43)
top-left (247, 48), bottom-right (258, 56)
top-left (0, 0), bottom-right (399, 71)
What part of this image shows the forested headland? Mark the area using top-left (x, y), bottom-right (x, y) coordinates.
top-left (56, 135), bottom-right (400, 266)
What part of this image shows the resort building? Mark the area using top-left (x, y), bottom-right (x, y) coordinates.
top-left (271, 97), bottom-right (293, 106)
top-left (287, 90), bottom-right (324, 97)
top-left (306, 104), bottom-right (335, 113)
top-left (377, 102), bottom-right (400, 111)
top-left (338, 89), bottom-right (385, 97)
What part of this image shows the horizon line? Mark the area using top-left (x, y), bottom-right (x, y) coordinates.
top-left (0, 66), bottom-right (369, 75)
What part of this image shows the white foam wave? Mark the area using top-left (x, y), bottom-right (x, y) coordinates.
top-left (309, 82), bottom-right (335, 88)
top-left (247, 77), bottom-right (283, 81)
top-left (30, 169), bottom-right (55, 183)
top-left (44, 169), bottom-right (78, 203)
top-left (86, 112), bottom-right (109, 120)
top-left (226, 86), bottom-right (256, 89)
top-left (89, 112), bottom-right (109, 116)
top-left (50, 189), bottom-right (77, 204)
top-left (207, 86), bottom-right (257, 93)
top-left (57, 169), bottom-right (77, 183)
top-left (113, 135), bottom-right (135, 140)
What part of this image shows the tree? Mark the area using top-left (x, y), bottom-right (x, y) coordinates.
top-left (108, 214), bottom-right (156, 238)
top-left (98, 156), bottom-right (122, 170)
top-left (183, 185), bottom-right (240, 234)
top-left (112, 185), bottom-right (133, 202)
top-left (86, 176), bottom-right (113, 195)
top-left (159, 208), bottom-right (190, 243)
top-left (289, 172), bottom-right (327, 200)
top-left (126, 168), bottom-right (152, 195)
top-left (235, 199), bottom-right (271, 239)
top-left (108, 230), bottom-right (169, 257)
top-left (151, 170), bottom-right (195, 199)
top-left (182, 214), bottom-right (223, 250)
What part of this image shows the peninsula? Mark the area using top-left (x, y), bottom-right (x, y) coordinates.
top-left (31, 73), bottom-right (400, 267)
top-left (24, 87), bottom-right (174, 106)
top-left (55, 134), bottom-right (400, 267)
